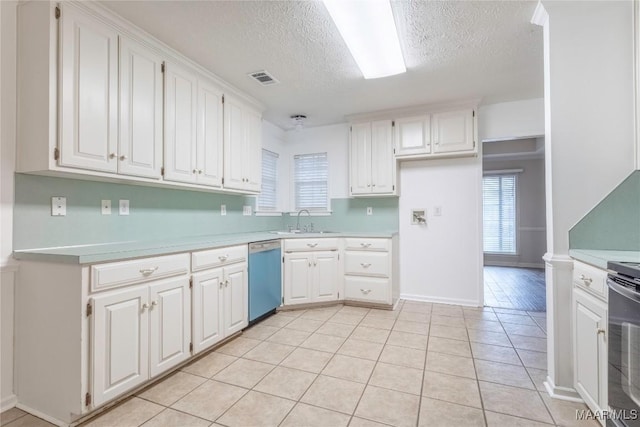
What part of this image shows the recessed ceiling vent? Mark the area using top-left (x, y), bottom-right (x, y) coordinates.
top-left (248, 70), bottom-right (279, 86)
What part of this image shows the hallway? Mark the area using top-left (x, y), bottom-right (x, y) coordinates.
top-left (484, 266), bottom-right (546, 313)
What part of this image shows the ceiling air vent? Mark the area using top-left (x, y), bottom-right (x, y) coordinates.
top-left (248, 70), bottom-right (279, 86)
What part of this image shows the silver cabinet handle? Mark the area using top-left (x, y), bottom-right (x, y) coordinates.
top-left (372, 184), bottom-right (376, 187)
top-left (139, 267), bottom-right (159, 276)
top-left (119, 155), bottom-right (127, 161)
top-left (580, 274), bottom-right (593, 284)
top-left (367, 184), bottom-right (371, 187)
top-left (314, 261), bottom-right (317, 266)
top-left (219, 281), bottom-right (224, 289)
top-left (219, 255), bottom-right (229, 262)
top-left (193, 169), bottom-right (198, 174)
top-left (141, 303), bottom-right (149, 311)
top-left (198, 170), bottom-right (203, 174)
top-left (109, 153), bottom-right (117, 159)
top-left (597, 328), bottom-right (606, 335)
top-left (151, 301), bottom-right (158, 308)
top-left (308, 261), bottom-right (312, 267)
top-left (360, 243), bottom-right (371, 248)
top-left (361, 263), bottom-right (371, 268)
top-left (360, 289), bottom-right (371, 294)
top-left (307, 243), bottom-right (318, 248)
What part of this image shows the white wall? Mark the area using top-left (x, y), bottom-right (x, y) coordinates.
top-left (537, 0), bottom-right (635, 400)
top-left (479, 98), bottom-right (544, 142)
top-left (399, 158), bottom-right (484, 306)
top-left (483, 158), bottom-right (546, 268)
top-left (0, 0), bottom-right (17, 411)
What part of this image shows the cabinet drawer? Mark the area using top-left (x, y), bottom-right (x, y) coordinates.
top-left (91, 253), bottom-right (190, 292)
top-left (344, 238), bottom-right (389, 252)
top-left (344, 276), bottom-right (390, 304)
top-left (192, 245), bottom-right (248, 272)
top-left (573, 260), bottom-right (607, 300)
top-left (284, 238), bottom-right (339, 253)
top-left (345, 252), bottom-right (389, 277)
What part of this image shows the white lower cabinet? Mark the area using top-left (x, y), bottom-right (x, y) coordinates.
top-left (91, 276), bottom-right (190, 407)
top-left (343, 237), bottom-right (396, 305)
top-left (284, 250), bottom-right (339, 305)
top-left (191, 247), bottom-right (248, 355)
top-left (572, 260), bottom-right (608, 422)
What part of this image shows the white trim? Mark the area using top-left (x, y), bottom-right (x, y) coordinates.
top-left (543, 377), bottom-right (583, 402)
top-left (483, 168), bottom-right (524, 175)
top-left (543, 252), bottom-right (574, 267)
top-left (254, 211), bottom-right (283, 217)
top-left (531, 1), bottom-right (549, 27)
top-left (400, 293), bottom-right (482, 308)
top-left (520, 226), bottom-right (545, 232)
top-left (15, 403), bottom-right (67, 427)
top-left (0, 395), bottom-right (17, 412)
top-left (484, 261), bottom-right (545, 269)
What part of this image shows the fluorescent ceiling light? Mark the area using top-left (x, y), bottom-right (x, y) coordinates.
top-left (323, 0), bottom-right (406, 79)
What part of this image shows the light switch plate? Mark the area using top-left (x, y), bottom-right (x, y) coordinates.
top-left (51, 197), bottom-right (66, 216)
top-left (243, 205), bottom-right (252, 216)
top-left (434, 206), bottom-right (442, 216)
top-left (221, 204), bottom-right (227, 216)
top-left (101, 200), bottom-right (111, 215)
top-left (366, 207), bottom-right (373, 216)
top-left (119, 200), bottom-right (130, 215)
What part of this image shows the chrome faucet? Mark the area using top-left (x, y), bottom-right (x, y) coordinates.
top-left (296, 209), bottom-right (311, 232)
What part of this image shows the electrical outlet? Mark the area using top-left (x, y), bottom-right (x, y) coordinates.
top-left (221, 204), bottom-right (227, 216)
top-left (51, 197), bottom-right (66, 216)
top-left (434, 206), bottom-right (442, 216)
top-left (119, 200), bottom-right (130, 216)
top-left (366, 207), bottom-right (373, 216)
top-left (101, 200), bottom-right (111, 215)
top-left (243, 205), bottom-right (252, 216)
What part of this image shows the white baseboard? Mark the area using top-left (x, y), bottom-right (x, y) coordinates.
top-left (15, 403), bottom-right (68, 427)
top-left (484, 261), bottom-right (545, 269)
top-left (543, 377), bottom-right (583, 402)
top-left (1, 394), bottom-right (17, 412)
top-left (400, 293), bottom-right (482, 308)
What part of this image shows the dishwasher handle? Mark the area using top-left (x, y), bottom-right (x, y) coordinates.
top-left (249, 240), bottom-right (281, 253)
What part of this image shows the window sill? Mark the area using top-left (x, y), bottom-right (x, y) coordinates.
top-left (255, 211), bottom-right (283, 217)
top-left (287, 211), bottom-right (333, 217)
top-left (484, 252), bottom-right (519, 256)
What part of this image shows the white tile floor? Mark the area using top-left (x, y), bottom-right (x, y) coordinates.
top-left (1, 301), bottom-right (599, 427)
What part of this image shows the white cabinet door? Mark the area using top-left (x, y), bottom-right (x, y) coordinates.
top-left (370, 120), bottom-right (395, 194)
top-left (574, 288), bottom-right (607, 413)
top-left (149, 277), bottom-right (191, 378)
top-left (164, 62), bottom-right (198, 183)
top-left (91, 286), bottom-right (148, 407)
top-left (192, 269), bottom-right (223, 354)
top-left (118, 36), bottom-right (163, 179)
top-left (224, 263), bottom-right (248, 336)
top-left (196, 78), bottom-right (224, 187)
top-left (223, 96), bottom-right (246, 191)
top-left (313, 251), bottom-right (339, 302)
top-left (244, 108), bottom-right (263, 193)
top-left (432, 109), bottom-right (475, 154)
top-left (284, 253), bottom-right (313, 305)
top-left (350, 123), bottom-right (371, 195)
top-left (394, 116), bottom-right (430, 157)
top-left (59, 4), bottom-right (118, 173)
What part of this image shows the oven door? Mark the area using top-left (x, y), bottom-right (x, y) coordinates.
top-left (608, 278), bottom-right (640, 426)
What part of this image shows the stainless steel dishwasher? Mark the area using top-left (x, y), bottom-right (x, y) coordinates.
top-left (248, 240), bottom-right (282, 324)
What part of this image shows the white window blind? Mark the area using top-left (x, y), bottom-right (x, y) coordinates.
top-left (257, 149), bottom-right (278, 211)
top-left (483, 174), bottom-right (517, 254)
top-left (294, 152), bottom-right (329, 211)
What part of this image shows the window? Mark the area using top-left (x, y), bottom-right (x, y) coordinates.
top-left (483, 174), bottom-right (517, 254)
top-left (256, 149), bottom-right (278, 211)
top-left (293, 152), bottom-right (329, 212)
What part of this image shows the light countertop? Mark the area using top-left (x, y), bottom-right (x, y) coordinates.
top-left (569, 249), bottom-right (640, 270)
top-left (13, 231), bottom-right (398, 265)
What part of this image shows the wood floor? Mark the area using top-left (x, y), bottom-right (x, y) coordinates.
top-left (484, 266), bottom-right (546, 312)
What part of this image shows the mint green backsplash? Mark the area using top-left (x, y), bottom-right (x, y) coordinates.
top-left (569, 170), bottom-right (640, 250)
top-left (14, 174), bottom-right (399, 250)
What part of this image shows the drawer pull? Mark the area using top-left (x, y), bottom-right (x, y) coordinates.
top-left (151, 300), bottom-right (158, 308)
top-left (139, 267), bottom-right (159, 276)
top-left (219, 281), bottom-right (224, 289)
top-left (225, 280), bottom-right (229, 288)
top-left (218, 255), bottom-right (229, 262)
top-left (579, 274), bottom-right (593, 285)
top-left (360, 289), bottom-right (372, 295)
top-left (597, 328), bottom-right (606, 336)
top-left (307, 243), bottom-right (318, 248)
top-left (361, 263), bottom-right (371, 268)
top-left (360, 243), bottom-right (371, 248)
top-left (141, 303), bottom-right (149, 311)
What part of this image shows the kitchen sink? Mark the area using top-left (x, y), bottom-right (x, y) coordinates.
top-left (270, 230), bottom-right (339, 235)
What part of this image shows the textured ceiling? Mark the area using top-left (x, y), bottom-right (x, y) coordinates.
top-left (100, 0), bottom-right (543, 129)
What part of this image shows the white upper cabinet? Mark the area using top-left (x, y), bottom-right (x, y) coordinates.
top-left (432, 109), bottom-right (475, 154)
top-left (164, 62), bottom-right (198, 184)
top-left (197, 78), bottom-right (224, 187)
top-left (223, 95), bottom-right (262, 193)
top-left (349, 120), bottom-right (396, 197)
top-left (395, 115), bottom-right (431, 157)
top-left (119, 36), bottom-right (163, 179)
top-left (59, 4), bottom-right (119, 173)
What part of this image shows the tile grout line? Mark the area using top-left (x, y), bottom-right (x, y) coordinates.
top-left (464, 306), bottom-right (495, 427)
top-left (415, 305), bottom-right (434, 427)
